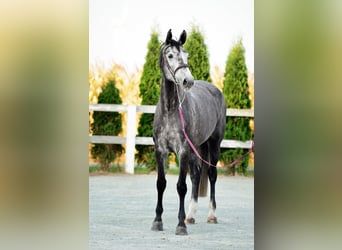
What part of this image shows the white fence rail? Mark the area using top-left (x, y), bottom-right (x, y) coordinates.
top-left (89, 104), bottom-right (254, 174)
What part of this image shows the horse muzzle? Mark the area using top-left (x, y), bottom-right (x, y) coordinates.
top-left (174, 63), bottom-right (194, 89)
top-left (183, 76), bottom-right (194, 89)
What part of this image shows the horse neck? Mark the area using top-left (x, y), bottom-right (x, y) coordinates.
top-left (160, 77), bottom-right (180, 112)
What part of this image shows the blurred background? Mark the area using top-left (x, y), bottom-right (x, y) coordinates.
top-left (255, 0), bottom-right (342, 249)
top-left (0, 1), bottom-right (88, 249)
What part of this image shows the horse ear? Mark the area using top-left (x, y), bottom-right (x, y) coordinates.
top-left (179, 30), bottom-right (187, 45)
top-left (166, 29), bottom-right (172, 45)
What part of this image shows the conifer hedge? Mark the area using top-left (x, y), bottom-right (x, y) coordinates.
top-left (91, 78), bottom-right (124, 170)
top-left (220, 40), bottom-right (252, 175)
top-left (183, 26), bottom-right (211, 82)
top-left (136, 31), bottom-right (161, 170)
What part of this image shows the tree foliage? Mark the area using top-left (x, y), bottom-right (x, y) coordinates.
top-left (91, 78), bottom-right (124, 170)
top-left (220, 39), bottom-right (252, 175)
top-left (136, 31), bottom-right (161, 170)
top-left (183, 26), bottom-right (211, 82)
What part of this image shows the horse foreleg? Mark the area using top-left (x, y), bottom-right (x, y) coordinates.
top-left (175, 154), bottom-right (188, 235)
top-left (151, 151), bottom-right (167, 231)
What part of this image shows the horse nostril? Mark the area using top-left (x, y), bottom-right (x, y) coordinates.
top-left (183, 78), bottom-right (194, 88)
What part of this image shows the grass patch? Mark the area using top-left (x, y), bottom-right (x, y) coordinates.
top-left (166, 168), bottom-right (180, 175)
top-left (245, 169), bottom-right (254, 177)
top-left (89, 166), bottom-right (101, 173)
top-left (89, 165), bottom-right (125, 173)
top-left (217, 167), bottom-right (254, 177)
top-left (134, 167), bottom-right (150, 174)
top-left (89, 165), bottom-right (254, 177)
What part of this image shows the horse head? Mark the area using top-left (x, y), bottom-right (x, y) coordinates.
top-left (160, 29), bottom-right (194, 90)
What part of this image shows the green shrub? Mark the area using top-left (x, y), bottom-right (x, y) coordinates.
top-left (220, 39), bottom-right (252, 175)
top-left (136, 30), bottom-right (161, 170)
top-left (183, 26), bottom-right (211, 82)
top-left (91, 79), bottom-right (124, 170)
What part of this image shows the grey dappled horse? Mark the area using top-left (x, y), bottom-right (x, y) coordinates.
top-left (151, 29), bottom-right (226, 235)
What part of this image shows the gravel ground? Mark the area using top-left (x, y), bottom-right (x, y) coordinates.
top-left (89, 174), bottom-right (254, 250)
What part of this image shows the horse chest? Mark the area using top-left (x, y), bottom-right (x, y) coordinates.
top-left (156, 117), bottom-right (182, 152)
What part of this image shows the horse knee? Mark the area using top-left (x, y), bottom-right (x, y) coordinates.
top-left (177, 182), bottom-right (187, 197)
top-left (157, 178), bottom-right (166, 191)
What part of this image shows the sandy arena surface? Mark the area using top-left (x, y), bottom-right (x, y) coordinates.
top-left (89, 174), bottom-right (254, 250)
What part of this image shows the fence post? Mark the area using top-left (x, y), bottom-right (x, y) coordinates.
top-left (125, 105), bottom-right (136, 174)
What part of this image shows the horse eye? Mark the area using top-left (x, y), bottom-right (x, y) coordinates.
top-left (168, 54), bottom-right (173, 59)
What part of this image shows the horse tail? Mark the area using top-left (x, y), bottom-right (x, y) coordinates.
top-left (198, 142), bottom-right (210, 197)
top-left (198, 161), bottom-right (208, 197)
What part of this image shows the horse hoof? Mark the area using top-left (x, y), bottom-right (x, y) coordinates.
top-left (185, 217), bottom-right (195, 224)
top-left (207, 216), bottom-right (218, 224)
top-left (175, 226), bottom-right (188, 235)
top-left (151, 221), bottom-right (163, 231)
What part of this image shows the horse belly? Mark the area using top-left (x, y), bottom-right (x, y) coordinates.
top-left (188, 83), bottom-right (224, 145)
top-left (189, 114), bottom-right (217, 146)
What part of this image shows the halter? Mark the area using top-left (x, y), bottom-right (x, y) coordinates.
top-left (162, 45), bottom-right (190, 85)
top-left (162, 45), bottom-right (190, 107)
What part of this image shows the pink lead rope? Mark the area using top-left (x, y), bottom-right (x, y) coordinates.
top-left (178, 106), bottom-right (254, 169)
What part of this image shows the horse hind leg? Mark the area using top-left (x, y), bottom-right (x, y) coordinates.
top-left (207, 163), bottom-right (218, 224)
top-left (207, 169), bottom-right (218, 223)
top-left (207, 140), bottom-right (220, 224)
